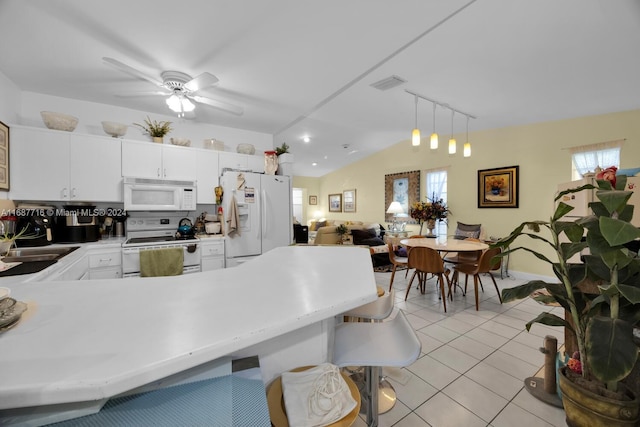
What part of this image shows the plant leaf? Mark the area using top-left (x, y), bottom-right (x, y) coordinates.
top-left (553, 202), bottom-right (575, 221)
top-left (525, 312), bottom-right (571, 332)
top-left (560, 242), bottom-right (587, 261)
top-left (586, 317), bottom-right (638, 383)
top-left (617, 283), bottom-right (640, 304)
top-left (501, 281), bottom-right (552, 303)
top-left (554, 184), bottom-right (596, 202)
top-left (555, 221), bottom-right (584, 243)
top-left (600, 216), bottom-right (640, 246)
top-left (596, 190), bottom-right (633, 215)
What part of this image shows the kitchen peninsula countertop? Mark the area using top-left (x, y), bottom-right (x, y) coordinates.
top-left (0, 245), bottom-right (377, 422)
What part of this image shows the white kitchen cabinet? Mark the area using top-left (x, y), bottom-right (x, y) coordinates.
top-left (196, 150), bottom-right (219, 204)
top-left (200, 238), bottom-right (225, 271)
top-left (122, 140), bottom-right (196, 181)
top-left (88, 247), bottom-right (122, 279)
top-left (9, 127), bottom-right (123, 202)
top-left (44, 253), bottom-right (90, 282)
top-left (69, 134), bottom-right (122, 201)
top-left (9, 127), bottom-right (70, 201)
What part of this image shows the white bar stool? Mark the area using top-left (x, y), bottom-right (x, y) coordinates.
top-left (334, 294), bottom-right (421, 427)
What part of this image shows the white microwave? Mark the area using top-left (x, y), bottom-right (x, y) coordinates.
top-left (123, 177), bottom-right (197, 211)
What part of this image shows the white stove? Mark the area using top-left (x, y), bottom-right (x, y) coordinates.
top-left (122, 212), bottom-right (201, 278)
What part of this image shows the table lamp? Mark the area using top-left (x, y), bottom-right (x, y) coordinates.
top-left (386, 201), bottom-right (404, 232)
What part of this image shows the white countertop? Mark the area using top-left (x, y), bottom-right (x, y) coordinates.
top-left (0, 245), bottom-right (377, 411)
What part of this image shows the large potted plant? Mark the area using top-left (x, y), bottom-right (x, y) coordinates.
top-left (493, 168), bottom-right (640, 427)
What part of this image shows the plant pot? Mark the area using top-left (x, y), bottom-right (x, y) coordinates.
top-left (152, 136), bottom-right (163, 144)
top-left (559, 367), bottom-right (640, 427)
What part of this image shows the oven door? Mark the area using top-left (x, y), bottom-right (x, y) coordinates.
top-left (122, 244), bottom-right (201, 276)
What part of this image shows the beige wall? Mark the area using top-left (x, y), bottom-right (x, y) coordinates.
top-left (294, 109), bottom-right (640, 276)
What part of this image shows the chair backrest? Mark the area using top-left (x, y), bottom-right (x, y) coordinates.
top-left (408, 246), bottom-right (445, 274)
top-left (477, 247), bottom-right (502, 273)
top-left (408, 235), bottom-right (423, 239)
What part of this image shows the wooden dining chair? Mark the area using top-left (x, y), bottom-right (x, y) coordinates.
top-left (443, 238), bottom-right (483, 295)
top-left (387, 243), bottom-right (408, 291)
top-left (405, 246), bottom-right (450, 312)
top-left (453, 247), bottom-right (503, 310)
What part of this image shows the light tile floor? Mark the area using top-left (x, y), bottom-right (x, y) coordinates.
top-left (350, 270), bottom-right (568, 427)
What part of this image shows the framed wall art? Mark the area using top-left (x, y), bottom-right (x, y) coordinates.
top-left (384, 170), bottom-right (420, 223)
top-left (478, 165), bottom-right (519, 208)
top-left (0, 120), bottom-right (8, 190)
top-left (343, 189), bottom-right (356, 213)
top-left (309, 195), bottom-right (317, 205)
top-left (328, 193), bottom-right (342, 212)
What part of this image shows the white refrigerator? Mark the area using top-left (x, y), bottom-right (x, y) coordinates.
top-left (557, 175), bottom-right (640, 226)
top-left (220, 171), bottom-right (292, 266)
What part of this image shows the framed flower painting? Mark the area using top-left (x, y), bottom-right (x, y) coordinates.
top-left (478, 165), bottom-right (519, 208)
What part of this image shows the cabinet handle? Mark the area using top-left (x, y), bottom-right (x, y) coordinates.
top-left (164, 168), bottom-right (167, 177)
top-left (71, 188), bottom-right (77, 198)
top-left (99, 258), bottom-right (112, 263)
top-left (61, 187), bottom-right (68, 198)
top-left (157, 168), bottom-right (161, 178)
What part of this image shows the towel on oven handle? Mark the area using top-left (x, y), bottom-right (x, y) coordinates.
top-left (140, 247), bottom-right (184, 277)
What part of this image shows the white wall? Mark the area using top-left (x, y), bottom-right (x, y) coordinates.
top-left (17, 92), bottom-right (273, 152)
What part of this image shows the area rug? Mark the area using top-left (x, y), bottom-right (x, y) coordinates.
top-left (373, 264), bottom-right (407, 273)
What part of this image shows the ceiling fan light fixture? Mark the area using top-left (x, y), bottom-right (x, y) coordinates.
top-left (166, 94), bottom-right (195, 113)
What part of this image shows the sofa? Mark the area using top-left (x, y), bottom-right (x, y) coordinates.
top-left (308, 220), bottom-right (391, 267)
top-left (308, 220), bottom-right (382, 245)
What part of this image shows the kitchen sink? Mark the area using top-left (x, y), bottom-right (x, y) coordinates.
top-left (2, 246), bottom-right (79, 263)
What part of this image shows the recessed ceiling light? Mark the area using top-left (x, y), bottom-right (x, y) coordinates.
top-left (312, 162), bottom-right (318, 166)
top-left (303, 136), bottom-right (311, 143)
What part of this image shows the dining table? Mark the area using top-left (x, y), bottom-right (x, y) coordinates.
top-left (399, 236), bottom-right (489, 253)
top-left (399, 236), bottom-right (490, 296)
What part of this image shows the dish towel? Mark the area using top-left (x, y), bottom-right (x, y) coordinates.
top-left (139, 247), bottom-right (184, 277)
top-left (281, 363), bottom-right (356, 427)
top-left (227, 194), bottom-right (241, 237)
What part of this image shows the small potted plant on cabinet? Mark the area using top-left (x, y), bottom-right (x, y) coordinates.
top-left (275, 142), bottom-right (293, 176)
top-left (133, 116), bottom-right (173, 143)
top-left (493, 167), bottom-right (640, 427)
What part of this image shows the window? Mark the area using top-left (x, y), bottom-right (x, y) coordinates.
top-left (425, 169), bottom-right (448, 235)
top-left (570, 140), bottom-right (622, 180)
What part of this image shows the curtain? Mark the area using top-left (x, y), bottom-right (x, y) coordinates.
top-left (568, 140), bottom-right (623, 177)
top-left (426, 168), bottom-right (448, 203)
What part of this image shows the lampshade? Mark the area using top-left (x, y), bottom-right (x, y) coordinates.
top-left (412, 128), bottom-right (421, 146)
top-left (411, 95), bottom-right (420, 146)
top-left (386, 201), bottom-right (404, 215)
top-left (449, 138), bottom-right (457, 154)
top-left (166, 94), bottom-right (195, 113)
top-left (463, 115), bottom-right (471, 157)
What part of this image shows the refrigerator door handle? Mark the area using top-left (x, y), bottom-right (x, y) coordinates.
top-left (262, 189), bottom-right (267, 239)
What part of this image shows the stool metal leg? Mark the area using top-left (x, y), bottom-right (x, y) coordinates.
top-left (365, 365), bottom-right (379, 427)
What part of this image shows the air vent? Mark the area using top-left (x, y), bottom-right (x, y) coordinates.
top-left (370, 75), bottom-right (407, 91)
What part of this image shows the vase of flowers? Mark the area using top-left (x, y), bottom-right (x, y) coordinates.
top-left (410, 194), bottom-right (450, 237)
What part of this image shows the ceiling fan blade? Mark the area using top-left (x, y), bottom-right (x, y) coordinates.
top-left (114, 91), bottom-right (171, 97)
top-left (192, 95), bottom-right (244, 116)
top-left (184, 72), bottom-right (219, 92)
top-left (103, 57), bottom-right (164, 87)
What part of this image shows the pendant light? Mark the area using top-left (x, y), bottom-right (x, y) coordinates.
top-left (430, 102), bottom-right (438, 149)
top-left (448, 110), bottom-right (456, 154)
top-left (411, 95), bottom-right (421, 146)
top-left (463, 115), bottom-right (471, 157)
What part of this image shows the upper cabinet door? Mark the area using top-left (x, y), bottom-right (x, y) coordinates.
top-left (218, 152), bottom-right (248, 172)
top-left (121, 140), bottom-right (163, 179)
top-left (161, 145), bottom-right (197, 181)
top-left (9, 127), bottom-right (70, 201)
top-left (69, 135), bottom-right (122, 202)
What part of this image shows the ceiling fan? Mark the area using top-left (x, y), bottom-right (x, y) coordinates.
top-left (102, 57), bottom-right (244, 117)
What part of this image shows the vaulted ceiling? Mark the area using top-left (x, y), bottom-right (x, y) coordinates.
top-left (1, 0), bottom-right (639, 177)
